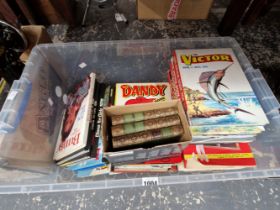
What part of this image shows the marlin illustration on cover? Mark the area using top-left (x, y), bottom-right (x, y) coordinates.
top-left (172, 48), bottom-right (268, 127)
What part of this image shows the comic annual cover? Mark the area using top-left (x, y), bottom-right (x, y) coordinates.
top-left (172, 48), bottom-right (268, 127)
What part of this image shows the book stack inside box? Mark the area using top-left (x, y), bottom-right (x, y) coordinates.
top-left (53, 73), bottom-right (114, 173)
top-left (111, 142), bottom-right (256, 173)
top-left (52, 48), bottom-right (270, 178)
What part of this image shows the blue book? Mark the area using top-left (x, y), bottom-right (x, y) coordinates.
top-left (76, 164), bottom-right (111, 178)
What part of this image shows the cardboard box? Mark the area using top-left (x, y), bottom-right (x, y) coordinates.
top-left (20, 25), bottom-right (52, 63)
top-left (102, 100), bottom-right (192, 163)
top-left (137, 0), bottom-right (213, 20)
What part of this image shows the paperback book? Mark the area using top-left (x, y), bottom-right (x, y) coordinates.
top-left (171, 48), bottom-right (268, 128)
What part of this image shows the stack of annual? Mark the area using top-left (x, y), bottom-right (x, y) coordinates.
top-left (169, 48), bottom-right (269, 142)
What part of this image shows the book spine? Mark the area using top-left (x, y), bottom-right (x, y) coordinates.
top-left (90, 84), bottom-right (106, 157)
top-left (111, 107), bottom-right (178, 125)
top-left (112, 115), bottom-right (181, 137)
top-left (95, 85), bottom-right (106, 138)
top-left (112, 125), bottom-right (184, 149)
top-left (91, 82), bottom-right (100, 130)
top-left (108, 86), bottom-right (115, 106)
top-left (84, 75), bottom-right (97, 153)
top-left (168, 59), bottom-right (180, 99)
top-left (168, 65), bottom-right (176, 99)
top-left (88, 82), bottom-right (100, 158)
top-left (112, 164), bottom-right (178, 173)
top-left (103, 85), bottom-right (111, 107)
top-left (172, 51), bottom-right (188, 111)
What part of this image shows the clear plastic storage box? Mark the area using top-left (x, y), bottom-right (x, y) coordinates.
top-left (0, 37), bottom-right (280, 194)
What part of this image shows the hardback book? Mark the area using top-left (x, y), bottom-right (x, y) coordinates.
top-left (64, 84), bottom-right (111, 165)
top-left (111, 107), bottom-right (178, 125)
top-left (180, 142), bottom-right (256, 171)
top-left (53, 73), bottom-right (96, 161)
top-left (111, 115), bottom-right (181, 137)
top-left (114, 82), bottom-right (172, 105)
top-left (57, 81), bottom-right (100, 165)
top-left (171, 48), bottom-right (269, 127)
top-left (112, 125), bottom-right (184, 149)
top-left (91, 84), bottom-right (109, 157)
top-left (88, 82), bottom-right (100, 158)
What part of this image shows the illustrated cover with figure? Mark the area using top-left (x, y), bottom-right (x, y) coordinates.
top-left (172, 48), bottom-right (269, 127)
top-left (54, 73), bottom-right (96, 161)
top-left (180, 142), bottom-right (256, 171)
top-left (61, 84), bottom-right (110, 168)
top-left (114, 83), bottom-right (172, 105)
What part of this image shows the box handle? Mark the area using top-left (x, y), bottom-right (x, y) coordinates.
top-left (0, 78), bottom-right (32, 133)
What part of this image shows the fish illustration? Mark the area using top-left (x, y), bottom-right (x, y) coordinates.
top-left (199, 64), bottom-right (254, 115)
